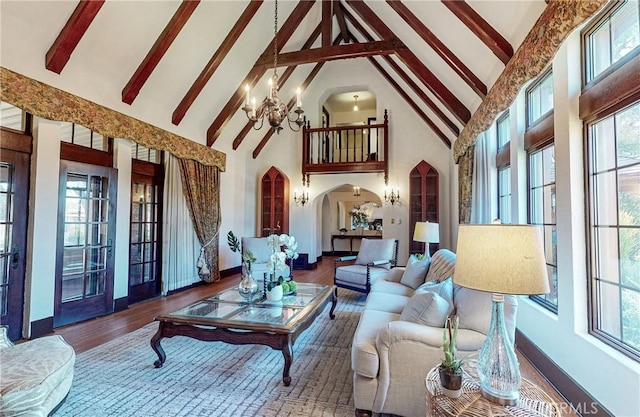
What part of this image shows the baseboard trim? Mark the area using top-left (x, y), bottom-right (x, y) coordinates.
top-left (114, 296), bottom-right (128, 313)
top-left (30, 316), bottom-right (54, 339)
top-left (515, 330), bottom-right (613, 416)
top-left (220, 266), bottom-right (241, 278)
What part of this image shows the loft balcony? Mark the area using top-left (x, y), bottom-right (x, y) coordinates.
top-left (302, 110), bottom-right (388, 182)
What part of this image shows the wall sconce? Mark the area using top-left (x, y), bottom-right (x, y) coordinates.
top-left (353, 186), bottom-right (361, 197)
top-left (385, 188), bottom-right (399, 205)
top-left (294, 190), bottom-right (309, 206)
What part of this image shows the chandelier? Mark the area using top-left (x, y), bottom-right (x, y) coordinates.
top-left (241, 0), bottom-right (304, 134)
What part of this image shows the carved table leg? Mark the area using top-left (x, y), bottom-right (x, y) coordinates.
top-left (329, 290), bottom-right (337, 320)
top-left (150, 321), bottom-right (166, 368)
top-left (354, 409), bottom-right (372, 417)
top-left (282, 336), bottom-right (293, 386)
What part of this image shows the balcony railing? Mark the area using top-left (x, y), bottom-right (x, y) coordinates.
top-left (302, 110), bottom-right (388, 182)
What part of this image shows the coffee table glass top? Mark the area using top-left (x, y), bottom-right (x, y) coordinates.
top-left (163, 283), bottom-right (331, 327)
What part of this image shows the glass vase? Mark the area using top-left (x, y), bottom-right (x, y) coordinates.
top-left (238, 269), bottom-right (258, 302)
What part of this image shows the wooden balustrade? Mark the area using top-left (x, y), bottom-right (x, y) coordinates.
top-left (302, 110), bottom-right (388, 182)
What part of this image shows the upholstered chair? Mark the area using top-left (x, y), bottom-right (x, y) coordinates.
top-left (334, 238), bottom-right (399, 294)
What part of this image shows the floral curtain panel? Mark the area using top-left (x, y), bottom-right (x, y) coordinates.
top-left (178, 158), bottom-right (221, 283)
top-left (454, 0), bottom-right (608, 223)
top-left (0, 67), bottom-right (225, 170)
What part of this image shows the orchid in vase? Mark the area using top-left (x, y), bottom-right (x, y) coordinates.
top-left (266, 234), bottom-right (299, 295)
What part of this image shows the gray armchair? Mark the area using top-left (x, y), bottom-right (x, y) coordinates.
top-left (334, 238), bottom-right (399, 294)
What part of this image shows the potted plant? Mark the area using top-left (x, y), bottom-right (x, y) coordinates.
top-left (266, 275), bottom-right (285, 301)
top-left (439, 316), bottom-right (464, 398)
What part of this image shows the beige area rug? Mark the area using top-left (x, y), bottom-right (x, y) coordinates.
top-left (56, 290), bottom-right (367, 417)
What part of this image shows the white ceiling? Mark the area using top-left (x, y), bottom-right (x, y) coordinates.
top-left (0, 0), bottom-right (548, 149)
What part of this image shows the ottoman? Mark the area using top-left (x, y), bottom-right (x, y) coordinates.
top-left (0, 327), bottom-right (75, 416)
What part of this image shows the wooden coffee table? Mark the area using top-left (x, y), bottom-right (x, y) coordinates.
top-left (150, 283), bottom-right (337, 386)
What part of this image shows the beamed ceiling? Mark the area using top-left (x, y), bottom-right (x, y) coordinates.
top-left (0, 0), bottom-right (548, 155)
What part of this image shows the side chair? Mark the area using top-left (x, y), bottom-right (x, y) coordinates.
top-left (334, 238), bottom-right (399, 294)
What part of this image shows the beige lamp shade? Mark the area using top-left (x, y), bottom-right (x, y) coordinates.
top-left (413, 222), bottom-right (440, 243)
top-left (454, 224), bottom-right (550, 295)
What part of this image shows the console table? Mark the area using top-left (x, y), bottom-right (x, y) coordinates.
top-left (331, 233), bottom-right (382, 254)
top-left (425, 366), bottom-right (560, 417)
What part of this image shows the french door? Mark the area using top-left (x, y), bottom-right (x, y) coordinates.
top-left (128, 175), bottom-right (162, 304)
top-left (54, 161), bottom-right (117, 327)
top-left (0, 145), bottom-right (30, 341)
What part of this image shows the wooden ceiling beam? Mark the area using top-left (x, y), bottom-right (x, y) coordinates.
top-left (342, 4), bottom-right (459, 135)
top-left (441, 0), bottom-right (513, 65)
top-left (255, 39), bottom-right (404, 68)
top-left (386, 1), bottom-right (486, 98)
top-left (122, 0), bottom-right (200, 105)
top-left (45, 0), bottom-right (105, 74)
top-left (369, 55), bottom-right (451, 148)
top-left (345, 0), bottom-right (470, 124)
top-left (322, 0), bottom-right (332, 47)
top-left (333, 0), bottom-right (351, 43)
top-left (232, 23), bottom-right (322, 150)
top-left (207, 0), bottom-right (315, 146)
top-left (253, 35), bottom-right (343, 159)
top-left (172, 1), bottom-right (263, 125)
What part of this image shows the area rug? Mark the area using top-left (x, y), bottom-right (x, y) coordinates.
top-left (56, 289), bottom-right (367, 417)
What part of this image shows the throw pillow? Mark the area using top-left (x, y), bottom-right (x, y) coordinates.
top-left (355, 239), bottom-right (396, 270)
top-left (400, 254), bottom-right (430, 289)
top-left (399, 291), bottom-right (451, 327)
top-left (416, 277), bottom-right (454, 312)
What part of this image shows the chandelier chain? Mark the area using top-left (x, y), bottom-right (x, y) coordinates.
top-left (273, 0), bottom-right (278, 77)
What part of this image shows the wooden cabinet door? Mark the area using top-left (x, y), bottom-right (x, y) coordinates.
top-left (409, 161), bottom-right (439, 255)
top-left (261, 167), bottom-right (289, 236)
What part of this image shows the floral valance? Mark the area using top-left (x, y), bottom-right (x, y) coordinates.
top-left (453, 0), bottom-right (608, 163)
top-left (0, 67), bottom-right (225, 170)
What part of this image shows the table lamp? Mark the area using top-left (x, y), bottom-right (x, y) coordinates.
top-left (413, 221), bottom-right (440, 257)
top-left (453, 224), bottom-right (549, 405)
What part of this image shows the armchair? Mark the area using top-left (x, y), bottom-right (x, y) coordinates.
top-left (334, 238), bottom-right (399, 294)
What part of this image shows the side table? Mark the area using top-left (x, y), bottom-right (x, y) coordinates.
top-left (425, 366), bottom-right (560, 417)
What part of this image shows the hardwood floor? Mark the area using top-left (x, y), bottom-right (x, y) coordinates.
top-left (53, 256), bottom-right (575, 416)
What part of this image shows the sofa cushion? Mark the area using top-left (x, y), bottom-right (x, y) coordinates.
top-left (399, 254), bottom-right (430, 289)
top-left (416, 278), bottom-right (454, 312)
top-left (365, 292), bottom-right (410, 314)
top-left (371, 280), bottom-right (415, 297)
top-left (355, 239), bottom-right (396, 270)
top-left (453, 285), bottom-right (493, 335)
top-left (352, 309), bottom-right (400, 378)
top-left (424, 249), bottom-right (456, 283)
top-left (241, 237), bottom-right (271, 264)
top-left (399, 291), bottom-right (451, 327)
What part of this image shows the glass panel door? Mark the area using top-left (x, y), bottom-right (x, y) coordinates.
top-left (0, 148), bottom-right (29, 341)
top-left (55, 161), bottom-right (116, 327)
top-left (128, 180), bottom-right (161, 304)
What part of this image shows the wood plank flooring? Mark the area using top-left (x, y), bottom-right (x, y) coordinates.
top-left (53, 256), bottom-right (575, 416)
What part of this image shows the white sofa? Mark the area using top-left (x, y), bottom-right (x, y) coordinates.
top-left (351, 249), bottom-right (518, 417)
top-left (241, 237), bottom-right (290, 287)
top-left (0, 327), bottom-right (75, 416)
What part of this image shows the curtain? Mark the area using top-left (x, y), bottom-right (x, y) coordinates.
top-left (178, 158), bottom-right (222, 283)
top-left (458, 145), bottom-right (474, 225)
top-left (470, 133), bottom-right (492, 224)
top-left (162, 155), bottom-right (202, 294)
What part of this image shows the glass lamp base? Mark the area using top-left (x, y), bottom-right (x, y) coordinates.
top-left (480, 387), bottom-right (519, 406)
top-left (476, 293), bottom-right (521, 406)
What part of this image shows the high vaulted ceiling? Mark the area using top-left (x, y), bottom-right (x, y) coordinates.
top-left (0, 0), bottom-right (547, 155)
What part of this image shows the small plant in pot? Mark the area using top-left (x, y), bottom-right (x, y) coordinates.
top-left (439, 316), bottom-right (464, 398)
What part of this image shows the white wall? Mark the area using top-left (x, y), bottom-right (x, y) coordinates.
top-left (499, 30), bottom-right (640, 417)
top-left (25, 118), bottom-right (61, 334)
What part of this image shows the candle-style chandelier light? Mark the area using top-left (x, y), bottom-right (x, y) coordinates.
top-left (241, 0), bottom-right (304, 134)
